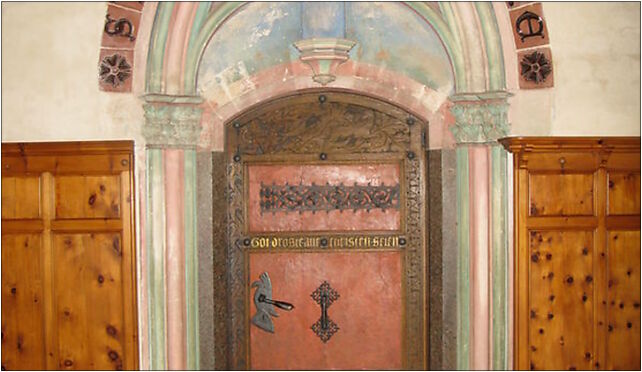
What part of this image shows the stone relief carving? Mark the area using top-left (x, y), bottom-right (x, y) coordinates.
top-left (143, 104), bottom-right (203, 147)
top-left (99, 54), bottom-right (131, 87)
top-left (449, 101), bottom-right (510, 144)
top-left (520, 50), bottom-right (552, 84)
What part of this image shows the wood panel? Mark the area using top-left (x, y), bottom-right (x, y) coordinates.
top-left (607, 172), bottom-right (641, 215)
top-left (529, 173), bottom-right (594, 216)
top-left (528, 230), bottom-right (594, 370)
top-left (55, 175), bottom-right (121, 219)
top-left (1, 141), bottom-right (137, 370)
top-left (500, 136), bottom-right (640, 371)
top-left (53, 233), bottom-right (126, 370)
top-left (1, 234), bottom-right (46, 370)
top-left (1, 176), bottom-right (41, 219)
top-left (606, 231), bottom-right (640, 370)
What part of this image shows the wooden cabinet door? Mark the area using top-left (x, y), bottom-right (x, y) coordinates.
top-left (503, 137), bottom-right (640, 371)
top-left (1, 141), bottom-right (138, 370)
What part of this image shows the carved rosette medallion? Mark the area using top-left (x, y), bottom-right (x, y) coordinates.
top-left (520, 50), bottom-right (552, 84)
top-left (223, 92), bottom-right (426, 369)
top-left (99, 54), bottom-right (131, 87)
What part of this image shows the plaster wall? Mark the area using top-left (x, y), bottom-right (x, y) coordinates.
top-left (1, 2), bottom-right (144, 144)
top-left (2, 2), bottom-right (639, 142)
top-left (509, 2), bottom-right (640, 136)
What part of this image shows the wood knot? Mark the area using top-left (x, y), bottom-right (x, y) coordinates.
top-left (547, 272), bottom-right (554, 280)
top-left (531, 253), bottom-right (539, 263)
top-left (106, 325), bottom-right (117, 337)
top-left (627, 321), bottom-right (633, 329)
top-left (63, 359), bottom-right (73, 367)
top-left (565, 275), bottom-right (574, 284)
top-left (97, 275), bottom-right (104, 284)
top-left (538, 328), bottom-right (544, 334)
top-left (585, 352), bottom-right (591, 360)
top-left (99, 184), bottom-right (106, 193)
top-left (112, 237), bottom-right (121, 256)
top-left (10, 287), bottom-right (16, 295)
top-left (581, 247), bottom-right (589, 256)
top-left (620, 302), bottom-right (625, 309)
top-left (585, 275), bottom-right (593, 284)
top-left (569, 366), bottom-right (576, 370)
top-left (608, 324), bottom-right (613, 332)
top-left (547, 312), bottom-right (554, 320)
top-left (108, 350), bottom-right (119, 361)
top-left (582, 293), bottom-right (588, 302)
top-left (633, 302), bottom-right (640, 309)
top-left (549, 294), bottom-right (555, 302)
top-left (545, 253), bottom-right (552, 260)
top-left (530, 309), bottom-right (537, 319)
top-left (88, 193), bottom-right (97, 205)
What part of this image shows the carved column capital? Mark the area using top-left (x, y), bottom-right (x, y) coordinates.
top-left (142, 94), bottom-right (204, 148)
top-left (449, 92), bottom-right (512, 145)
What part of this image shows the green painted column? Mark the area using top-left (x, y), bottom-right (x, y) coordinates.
top-left (455, 146), bottom-right (471, 370)
top-left (450, 93), bottom-right (511, 370)
top-left (491, 145), bottom-right (508, 370)
top-left (143, 94), bottom-right (203, 370)
top-left (146, 148), bottom-right (167, 370)
top-left (184, 150), bottom-right (199, 370)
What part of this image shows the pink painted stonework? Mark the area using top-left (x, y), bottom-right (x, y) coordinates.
top-left (247, 163), bottom-right (402, 232)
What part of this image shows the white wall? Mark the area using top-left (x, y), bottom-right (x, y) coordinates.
top-left (1, 2), bottom-right (143, 143)
top-left (510, 2), bottom-right (640, 137)
top-left (1, 2), bottom-right (640, 142)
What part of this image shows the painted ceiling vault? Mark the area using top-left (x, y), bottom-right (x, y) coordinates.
top-left (197, 2), bottom-right (455, 104)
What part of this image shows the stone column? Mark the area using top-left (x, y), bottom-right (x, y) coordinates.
top-left (142, 94), bottom-right (203, 370)
top-left (450, 93), bottom-right (510, 370)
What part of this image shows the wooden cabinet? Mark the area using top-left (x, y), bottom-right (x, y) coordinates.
top-left (1, 141), bottom-right (138, 370)
top-left (501, 137), bottom-right (640, 371)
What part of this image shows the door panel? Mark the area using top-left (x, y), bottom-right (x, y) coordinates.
top-left (606, 230), bottom-right (641, 370)
top-left (220, 92), bottom-right (427, 370)
top-left (1, 141), bottom-right (138, 370)
top-left (249, 251), bottom-right (403, 370)
top-left (53, 233), bottom-right (125, 370)
top-left (1, 234), bottom-right (46, 370)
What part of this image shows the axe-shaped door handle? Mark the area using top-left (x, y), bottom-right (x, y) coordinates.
top-left (251, 272), bottom-right (294, 333)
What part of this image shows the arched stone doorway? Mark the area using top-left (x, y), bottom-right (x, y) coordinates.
top-left (135, 2), bottom-right (514, 370)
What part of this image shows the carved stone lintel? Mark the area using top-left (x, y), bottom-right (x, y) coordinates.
top-left (449, 99), bottom-right (510, 144)
top-left (142, 96), bottom-right (204, 148)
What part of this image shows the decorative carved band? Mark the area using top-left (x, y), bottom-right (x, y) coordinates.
top-left (143, 102), bottom-right (203, 148)
top-left (259, 182), bottom-right (400, 214)
top-left (236, 100), bottom-right (411, 155)
top-left (449, 100), bottom-right (510, 144)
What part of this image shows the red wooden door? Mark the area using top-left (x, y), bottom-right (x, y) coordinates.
top-left (218, 92), bottom-right (427, 370)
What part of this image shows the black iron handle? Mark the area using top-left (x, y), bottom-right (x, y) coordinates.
top-left (258, 294), bottom-right (294, 311)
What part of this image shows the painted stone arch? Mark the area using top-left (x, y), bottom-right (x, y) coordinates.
top-left (141, 2), bottom-right (514, 151)
top-left (136, 2), bottom-right (517, 370)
